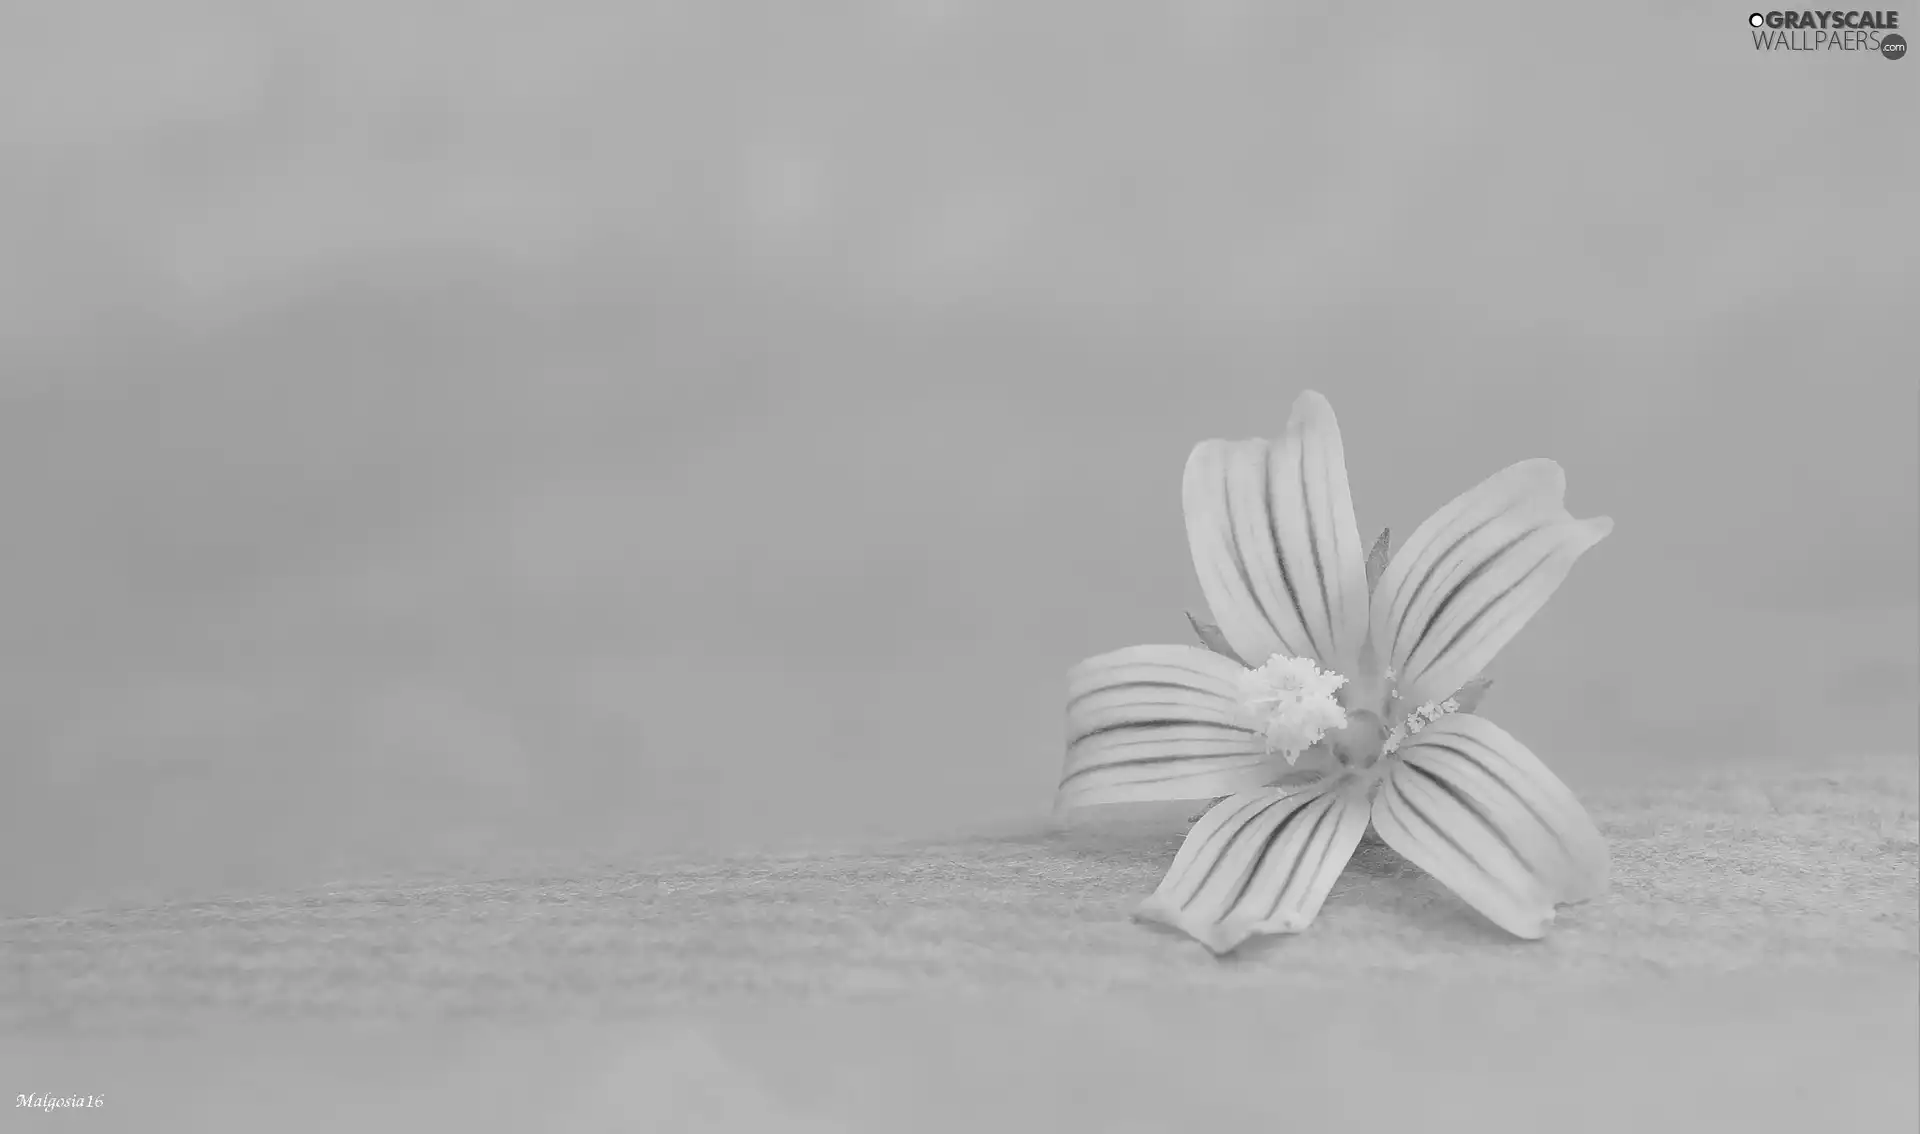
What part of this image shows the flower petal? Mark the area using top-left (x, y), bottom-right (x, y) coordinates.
top-left (1370, 458), bottom-right (1611, 707)
top-left (1135, 778), bottom-right (1371, 954)
top-left (1369, 714), bottom-right (1610, 939)
top-left (1059, 644), bottom-right (1279, 812)
top-left (1182, 391), bottom-right (1371, 675)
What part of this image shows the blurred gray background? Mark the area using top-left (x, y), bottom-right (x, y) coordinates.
top-left (1, 2), bottom-right (1913, 914)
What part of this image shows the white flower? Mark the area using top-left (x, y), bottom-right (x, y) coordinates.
top-left (1058, 391), bottom-right (1613, 954)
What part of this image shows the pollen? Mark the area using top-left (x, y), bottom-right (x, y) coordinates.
top-left (1380, 696), bottom-right (1461, 757)
top-left (1236, 654), bottom-right (1350, 764)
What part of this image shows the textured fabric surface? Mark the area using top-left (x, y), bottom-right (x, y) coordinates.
top-left (4, 752), bottom-right (1915, 1131)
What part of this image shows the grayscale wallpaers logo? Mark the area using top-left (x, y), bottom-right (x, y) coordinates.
top-left (1748, 10), bottom-right (1906, 56)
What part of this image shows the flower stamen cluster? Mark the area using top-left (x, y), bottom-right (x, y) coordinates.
top-left (1236, 654), bottom-right (1349, 765)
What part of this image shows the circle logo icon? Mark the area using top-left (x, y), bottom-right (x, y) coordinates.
top-left (1748, 12), bottom-right (1766, 27)
top-left (1883, 32), bottom-right (1907, 59)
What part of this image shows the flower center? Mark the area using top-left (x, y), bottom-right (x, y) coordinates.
top-left (1235, 654), bottom-right (1350, 765)
top-left (1237, 658), bottom-right (1472, 774)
